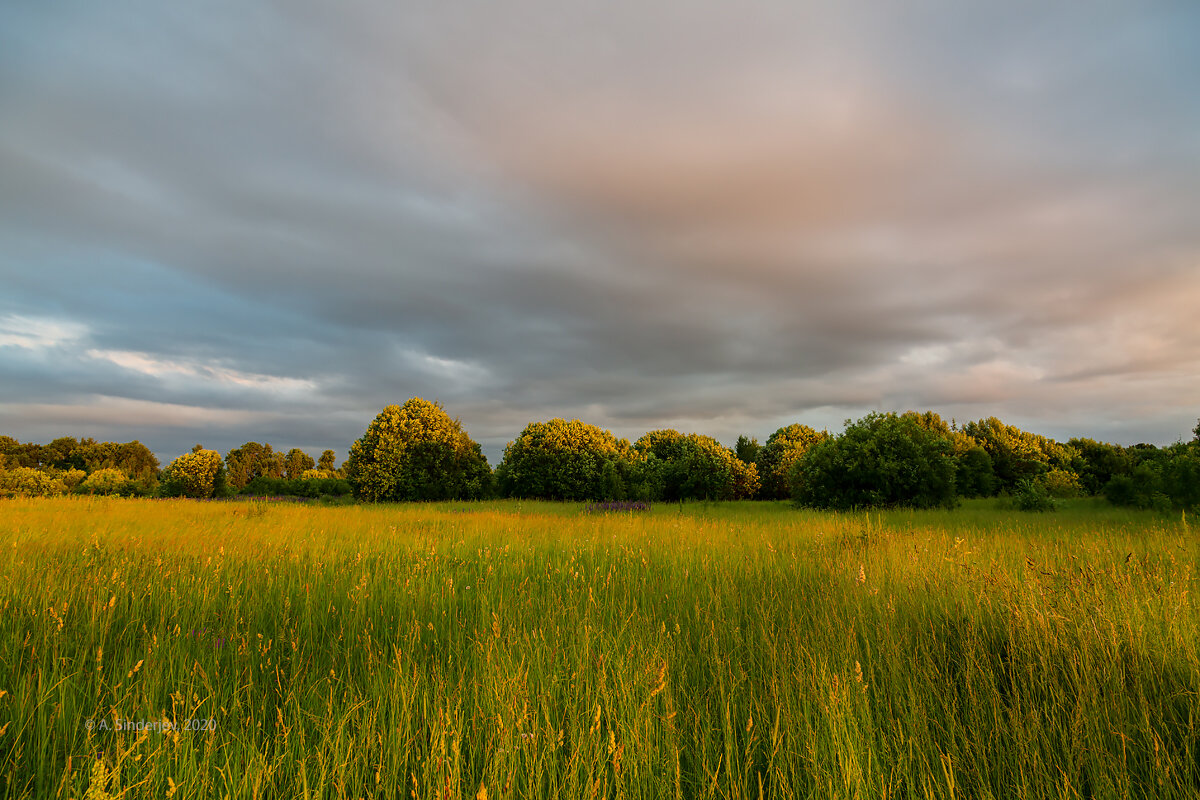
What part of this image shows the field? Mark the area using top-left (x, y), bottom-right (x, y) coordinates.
top-left (1, 498), bottom-right (1197, 799)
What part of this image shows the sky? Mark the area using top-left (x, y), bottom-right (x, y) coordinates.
top-left (2, 1), bottom-right (1198, 467)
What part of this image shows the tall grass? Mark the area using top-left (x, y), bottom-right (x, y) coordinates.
top-left (0, 497), bottom-right (1196, 798)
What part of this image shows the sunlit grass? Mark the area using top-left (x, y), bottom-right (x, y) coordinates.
top-left (0, 497), bottom-right (1196, 798)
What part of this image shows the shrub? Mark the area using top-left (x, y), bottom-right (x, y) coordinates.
top-left (497, 419), bottom-right (639, 501)
top-left (0, 467), bottom-right (67, 498)
top-left (345, 399), bottom-right (493, 502)
top-left (791, 412), bottom-right (958, 510)
top-left (160, 450), bottom-right (227, 498)
top-left (755, 424), bottom-right (826, 500)
top-left (634, 430), bottom-right (759, 501)
top-left (1042, 468), bottom-right (1083, 498)
top-left (79, 468), bottom-right (130, 496)
top-left (1013, 478), bottom-right (1057, 512)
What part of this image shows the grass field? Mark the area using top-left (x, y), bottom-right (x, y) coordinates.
top-left (1, 497), bottom-right (1197, 799)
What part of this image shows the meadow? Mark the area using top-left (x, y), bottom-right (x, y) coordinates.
top-left (0, 497), bottom-right (1196, 799)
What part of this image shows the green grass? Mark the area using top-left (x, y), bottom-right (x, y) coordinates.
top-left (0, 497), bottom-right (1197, 799)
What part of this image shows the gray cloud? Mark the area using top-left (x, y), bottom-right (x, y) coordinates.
top-left (2, 1), bottom-right (1198, 465)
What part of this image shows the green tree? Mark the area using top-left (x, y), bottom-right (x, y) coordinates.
top-left (344, 398), bottom-right (493, 501)
top-left (283, 448), bottom-right (316, 480)
top-left (755, 424), bottom-right (827, 500)
top-left (1067, 437), bottom-right (1132, 495)
top-left (160, 449), bottom-right (226, 498)
top-left (0, 467), bottom-right (67, 497)
top-left (496, 418), bottom-right (638, 501)
top-left (80, 467), bottom-right (131, 495)
top-left (634, 430), bottom-right (759, 501)
top-left (961, 417), bottom-right (1072, 494)
top-left (734, 435), bottom-right (761, 465)
top-left (225, 442), bottom-right (286, 490)
top-left (791, 413), bottom-right (958, 510)
top-left (318, 449), bottom-right (338, 472)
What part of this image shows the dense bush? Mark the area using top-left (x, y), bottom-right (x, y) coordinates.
top-left (160, 449), bottom-right (229, 499)
top-left (1013, 478), bottom-right (1057, 511)
top-left (78, 467), bottom-right (130, 495)
top-left (241, 476), bottom-right (353, 499)
top-left (791, 413), bottom-right (958, 510)
top-left (345, 398), bottom-right (493, 501)
top-left (961, 417), bottom-right (1072, 494)
top-left (754, 424), bottom-right (826, 500)
top-left (0, 467), bottom-right (67, 498)
top-left (1105, 443), bottom-right (1200, 511)
top-left (634, 430), bottom-right (758, 501)
top-left (225, 442), bottom-right (286, 490)
top-left (497, 419), bottom-right (641, 501)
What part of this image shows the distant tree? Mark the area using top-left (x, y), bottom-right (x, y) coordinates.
top-left (59, 468), bottom-right (87, 492)
top-left (80, 467), bottom-right (130, 495)
top-left (496, 418), bottom-right (639, 501)
top-left (961, 417), bottom-right (1072, 493)
top-left (0, 467), bottom-right (67, 497)
top-left (634, 429), bottom-right (758, 501)
top-left (160, 449), bottom-right (227, 498)
top-left (791, 412), bottom-right (958, 510)
top-left (225, 442), bottom-right (285, 490)
top-left (756, 424), bottom-right (827, 500)
top-left (955, 446), bottom-right (997, 498)
top-left (734, 435), bottom-right (761, 465)
top-left (318, 449), bottom-right (338, 472)
top-left (283, 448), bottom-right (316, 480)
top-left (1066, 438), bottom-right (1131, 495)
top-left (345, 398), bottom-right (493, 501)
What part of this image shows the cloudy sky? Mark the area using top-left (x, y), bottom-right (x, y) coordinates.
top-left (2, 2), bottom-right (1198, 466)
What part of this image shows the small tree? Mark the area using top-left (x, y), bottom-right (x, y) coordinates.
top-left (634, 429), bottom-right (758, 501)
top-left (734, 435), bottom-right (761, 465)
top-left (345, 398), bottom-right (492, 501)
top-left (318, 449), bottom-right (338, 472)
top-left (160, 449), bottom-right (226, 498)
top-left (791, 413), bottom-right (957, 510)
top-left (756, 424), bottom-right (827, 500)
top-left (80, 468), bottom-right (130, 495)
top-left (283, 448), bottom-right (316, 480)
top-left (496, 418), bottom-right (638, 501)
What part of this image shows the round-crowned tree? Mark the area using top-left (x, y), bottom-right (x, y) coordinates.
top-left (791, 412), bottom-right (957, 510)
top-left (344, 398), bottom-right (492, 501)
top-left (496, 419), bottom-right (639, 501)
top-left (755, 423), bottom-right (827, 500)
top-left (160, 449), bottom-right (227, 498)
top-left (634, 429), bottom-right (758, 501)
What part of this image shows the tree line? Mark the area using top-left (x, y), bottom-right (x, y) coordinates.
top-left (2, 399), bottom-right (1197, 511)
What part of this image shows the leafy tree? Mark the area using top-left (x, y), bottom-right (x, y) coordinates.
top-left (80, 468), bottom-right (131, 495)
top-left (1067, 437), bottom-right (1132, 495)
top-left (0, 467), bottom-right (67, 498)
top-left (734, 435), bottom-right (761, 465)
top-left (318, 449), bottom-right (338, 472)
top-left (60, 468), bottom-right (87, 492)
top-left (344, 398), bottom-right (493, 501)
top-left (225, 442), bottom-right (286, 490)
top-left (955, 446), bottom-right (997, 498)
top-left (1042, 468), bottom-right (1083, 498)
top-left (160, 449), bottom-right (227, 498)
top-left (791, 412), bottom-right (958, 510)
top-left (755, 424), bottom-right (827, 500)
top-left (634, 430), bottom-right (758, 501)
top-left (496, 418), bottom-right (639, 501)
top-left (283, 448), bottom-right (316, 480)
top-left (301, 468), bottom-right (339, 480)
top-left (1013, 478), bottom-right (1056, 511)
top-left (961, 417), bottom-right (1072, 494)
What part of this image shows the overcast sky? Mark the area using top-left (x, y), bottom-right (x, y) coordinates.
top-left (2, 2), bottom-right (1198, 466)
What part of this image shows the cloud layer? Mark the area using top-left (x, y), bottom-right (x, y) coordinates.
top-left (2, 2), bottom-right (1198, 464)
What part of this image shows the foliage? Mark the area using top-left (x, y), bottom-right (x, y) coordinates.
top-left (79, 467), bottom-right (129, 496)
top-left (1041, 468), bottom-right (1083, 498)
top-left (961, 417), bottom-right (1072, 494)
top-left (734, 435), bottom-right (761, 465)
top-left (755, 424), bottom-right (827, 500)
top-left (792, 412), bottom-right (958, 510)
top-left (60, 468), bottom-right (88, 492)
top-left (1103, 441), bottom-right (1200, 511)
top-left (1066, 437), bottom-right (1132, 495)
top-left (224, 442), bottom-right (286, 490)
top-left (300, 468), bottom-right (340, 480)
top-left (345, 398), bottom-right (493, 502)
top-left (241, 475), bottom-right (353, 498)
top-left (1013, 477), bottom-right (1057, 511)
top-left (0, 466), bottom-right (67, 497)
top-left (160, 449), bottom-right (228, 499)
top-left (283, 448), bottom-right (316, 480)
top-left (318, 449), bottom-right (339, 472)
top-left (496, 418), bottom-right (640, 501)
top-left (955, 446), bottom-right (997, 498)
top-left (633, 429), bottom-right (758, 501)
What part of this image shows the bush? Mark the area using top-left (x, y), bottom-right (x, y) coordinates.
top-left (79, 468), bottom-right (130, 496)
top-left (160, 450), bottom-right (228, 498)
top-left (497, 419), bottom-right (640, 501)
top-left (0, 467), bottom-right (67, 498)
top-left (1013, 478), bottom-right (1056, 512)
top-left (755, 424), bottom-right (826, 500)
top-left (634, 430), bottom-right (758, 501)
top-left (241, 476), bottom-right (353, 499)
top-left (791, 413), bottom-right (958, 510)
top-left (345, 399), bottom-right (493, 502)
top-left (1042, 468), bottom-right (1083, 498)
